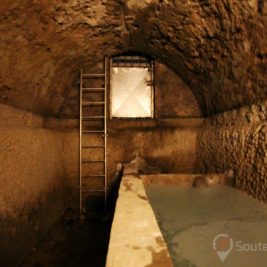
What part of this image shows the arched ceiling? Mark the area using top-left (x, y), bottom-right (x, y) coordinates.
top-left (0, 0), bottom-right (266, 117)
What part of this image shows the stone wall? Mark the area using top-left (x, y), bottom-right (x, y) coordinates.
top-left (196, 100), bottom-right (267, 202)
top-left (58, 118), bottom-right (202, 193)
top-left (107, 119), bottom-right (202, 185)
top-left (154, 62), bottom-right (201, 118)
top-left (0, 104), bottom-right (77, 266)
top-left (1, 0), bottom-right (266, 117)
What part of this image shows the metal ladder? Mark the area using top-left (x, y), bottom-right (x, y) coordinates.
top-left (79, 58), bottom-right (108, 214)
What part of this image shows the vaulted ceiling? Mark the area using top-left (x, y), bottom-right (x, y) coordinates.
top-left (1, 0), bottom-right (266, 117)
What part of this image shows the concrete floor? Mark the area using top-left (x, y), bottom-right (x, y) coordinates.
top-left (145, 185), bottom-right (267, 267)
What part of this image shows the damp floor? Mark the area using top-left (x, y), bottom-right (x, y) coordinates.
top-left (145, 185), bottom-right (267, 267)
top-left (19, 211), bottom-right (112, 267)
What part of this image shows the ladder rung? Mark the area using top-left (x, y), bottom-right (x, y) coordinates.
top-left (82, 146), bottom-right (105, 148)
top-left (82, 116), bottom-right (104, 120)
top-left (82, 160), bottom-right (105, 163)
top-left (82, 88), bottom-right (105, 91)
top-left (76, 186), bottom-right (108, 189)
top-left (82, 102), bottom-right (105, 106)
top-left (82, 189), bottom-right (106, 193)
top-left (82, 175), bottom-right (105, 178)
top-left (82, 130), bottom-right (105, 133)
top-left (82, 74), bottom-right (105, 78)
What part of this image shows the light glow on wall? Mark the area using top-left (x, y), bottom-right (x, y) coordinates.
top-left (111, 67), bottom-right (153, 118)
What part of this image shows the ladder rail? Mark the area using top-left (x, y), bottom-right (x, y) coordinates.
top-left (79, 69), bottom-right (83, 214)
top-left (104, 56), bottom-right (108, 210)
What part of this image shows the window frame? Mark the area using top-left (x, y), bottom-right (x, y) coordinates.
top-left (109, 56), bottom-right (155, 120)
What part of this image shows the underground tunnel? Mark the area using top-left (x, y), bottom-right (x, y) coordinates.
top-left (1, 0), bottom-right (267, 266)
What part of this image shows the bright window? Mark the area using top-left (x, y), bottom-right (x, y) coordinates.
top-left (110, 56), bottom-right (154, 118)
